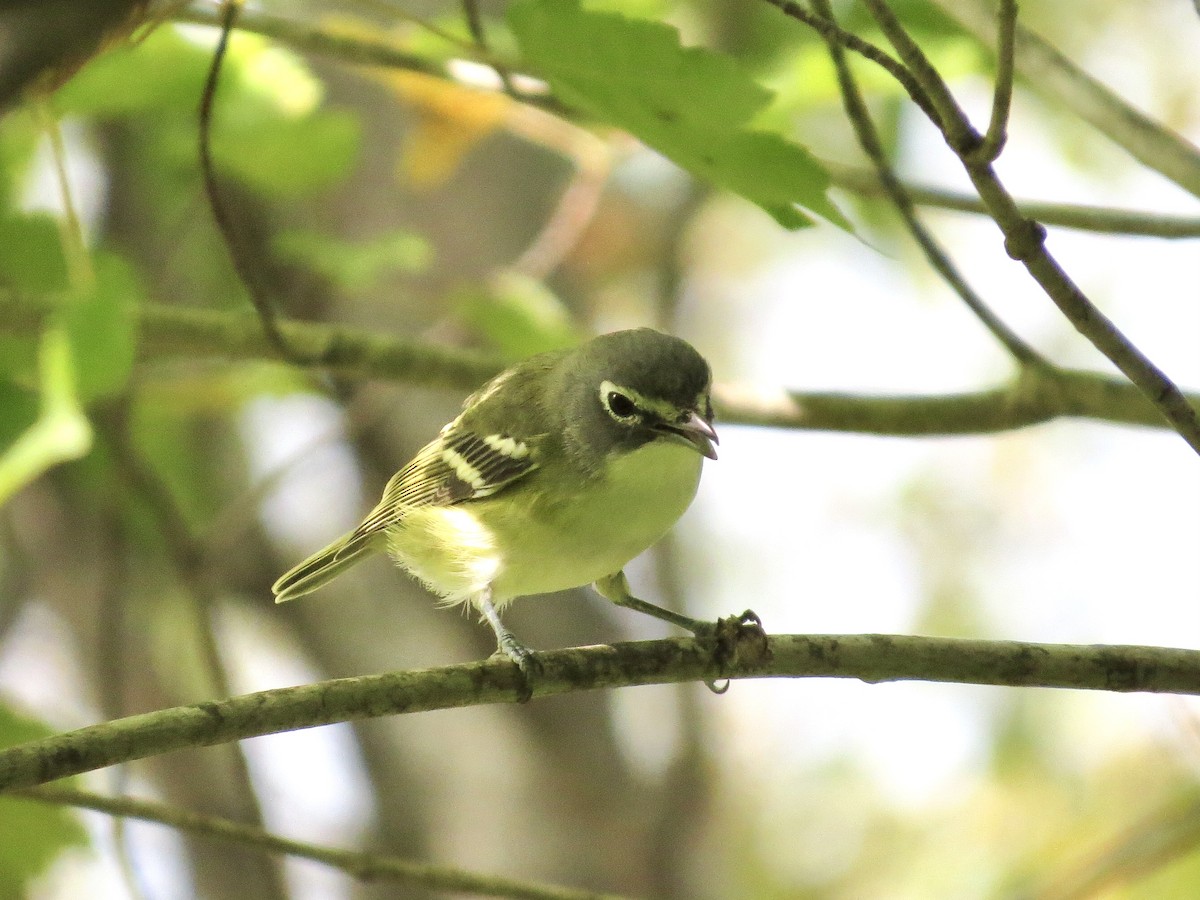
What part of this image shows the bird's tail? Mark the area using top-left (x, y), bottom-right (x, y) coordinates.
top-left (272, 533), bottom-right (377, 603)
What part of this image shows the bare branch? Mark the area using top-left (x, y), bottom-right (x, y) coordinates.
top-left (935, 0), bottom-right (1200, 199)
top-left (16, 787), bottom-right (627, 900)
top-left (197, 0), bottom-right (302, 363)
top-left (810, 0), bottom-right (1045, 368)
top-left (3, 633), bottom-right (1199, 792)
top-left (1, 295), bottom-right (1195, 436)
top-left (757, 0), bottom-right (942, 125)
top-left (972, 0), bottom-right (1016, 164)
top-left (828, 166), bottom-right (1200, 238)
top-left (857, 0), bottom-right (1200, 454)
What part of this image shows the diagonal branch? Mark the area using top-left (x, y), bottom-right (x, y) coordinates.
top-left (855, 0), bottom-right (1200, 455)
top-left (810, 0), bottom-right (1045, 369)
top-left (758, 0), bottom-right (942, 125)
top-left (3, 633), bottom-right (1200, 792)
top-left (16, 787), bottom-right (627, 900)
top-left (936, 0), bottom-right (1200, 199)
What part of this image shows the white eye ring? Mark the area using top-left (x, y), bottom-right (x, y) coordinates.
top-left (600, 380), bottom-right (641, 422)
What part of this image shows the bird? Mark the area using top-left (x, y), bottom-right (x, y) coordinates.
top-left (271, 327), bottom-right (719, 674)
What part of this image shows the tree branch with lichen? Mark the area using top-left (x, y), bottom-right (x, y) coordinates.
top-left (3, 633), bottom-right (1200, 792)
top-left (1, 293), bottom-right (1195, 437)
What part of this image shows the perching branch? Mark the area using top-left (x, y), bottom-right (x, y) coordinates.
top-left (16, 787), bottom-right (627, 900)
top-left (0, 294), bottom-right (1195, 436)
top-left (3, 633), bottom-right (1200, 792)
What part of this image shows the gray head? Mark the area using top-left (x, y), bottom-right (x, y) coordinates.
top-left (557, 328), bottom-right (717, 466)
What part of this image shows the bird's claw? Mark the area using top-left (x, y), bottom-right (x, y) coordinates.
top-left (697, 609), bottom-right (768, 694)
top-left (492, 638), bottom-right (542, 703)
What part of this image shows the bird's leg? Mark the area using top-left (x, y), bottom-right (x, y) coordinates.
top-left (595, 571), bottom-right (715, 635)
top-left (595, 571), bottom-right (764, 694)
top-left (478, 591), bottom-right (542, 682)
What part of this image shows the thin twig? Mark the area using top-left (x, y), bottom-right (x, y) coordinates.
top-left (757, 0), bottom-right (943, 126)
top-left (810, 0), bottom-right (1046, 369)
top-left (971, 0), bottom-right (1016, 164)
top-left (856, 0), bottom-right (1200, 454)
top-left (828, 165), bottom-right (1200, 238)
top-left (1028, 793), bottom-right (1200, 900)
top-left (461, 0), bottom-right (487, 49)
top-left (16, 787), bottom-right (627, 900)
top-left (936, 0), bottom-right (1200, 200)
top-left (35, 104), bottom-right (94, 290)
top-left (197, 0), bottom-right (304, 363)
top-left (510, 129), bottom-right (611, 279)
top-left (860, 0), bottom-right (981, 153)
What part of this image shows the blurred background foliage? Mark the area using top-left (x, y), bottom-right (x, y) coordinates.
top-left (0, 0), bottom-right (1198, 897)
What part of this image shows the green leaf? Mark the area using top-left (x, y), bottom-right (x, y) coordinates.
top-left (210, 107), bottom-right (360, 197)
top-left (0, 109), bottom-right (39, 213)
top-left (272, 227), bottom-right (431, 292)
top-left (54, 27), bottom-right (360, 198)
top-left (0, 326), bottom-right (93, 508)
top-left (455, 272), bottom-right (579, 359)
top-left (62, 253), bottom-right (142, 402)
top-left (0, 215), bottom-right (70, 294)
top-left (0, 382), bottom-right (38, 448)
top-left (51, 27), bottom-right (216, 117)
top-left (0, 704), bottom-right (88, 897)
top-left (508, 0), bottom-right (846, 229)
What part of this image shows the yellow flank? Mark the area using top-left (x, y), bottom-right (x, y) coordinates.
top-left (385, 440), bottom-right (703, 608)
top-left (387, 506), bottom-right (501, 606)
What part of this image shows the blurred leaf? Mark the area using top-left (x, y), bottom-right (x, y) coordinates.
top-left (0, 215), bottom-right (70, 294)
top-left (0, 108), bottom-right (39, 212)
top-left (272, 227), bottom-right (431, 293)
top-left (0, 704), bottom-right (88, 898)
top-left (55, 26), bottom-right (360, 198)
top-left (0, 382), bottom-right (38, 448)
top-left (210, 34), bottom-right (360, 197)
top-left (210, 105), bottom-right (360, 198)
top-left (0, 326), bottom-right (93, 507)
top-left (0, 334), bottom-right (37, 383)
top-left (456, 271), bottom-right (579, 358)
top-left (128, 392), bottom-right (225, 528)
top-left (508, 0), bottom-right (847, 229)
top-left (61, 252), bottom-right (141, 402)
top-left (50, 25), bottom-right (214, 117)
top-left (377, 70), bottom-right (513, 189)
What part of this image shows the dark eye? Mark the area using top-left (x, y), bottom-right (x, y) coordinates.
top-left (606, 391), bottom-right (638, 419)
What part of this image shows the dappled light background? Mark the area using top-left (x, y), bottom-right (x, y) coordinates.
top-left (1, 0), bottom-right (1199, 898)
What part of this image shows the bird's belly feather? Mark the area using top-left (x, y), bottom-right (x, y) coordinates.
top-left (385, 442), bottom-right (703, 607)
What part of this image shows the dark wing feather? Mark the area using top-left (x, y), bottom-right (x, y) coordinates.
top-left (346, 423), bottom-right (539, 542)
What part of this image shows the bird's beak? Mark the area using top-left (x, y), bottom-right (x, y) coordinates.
top-left (670, 410), bottom-right (719, 460)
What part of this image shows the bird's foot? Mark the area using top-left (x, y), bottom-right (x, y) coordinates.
top-left (696, 610), bottom-right (768, 694)
top-left (492, 633), bottom-right (542, 703)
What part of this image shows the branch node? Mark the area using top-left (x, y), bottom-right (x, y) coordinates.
top-left (1003, 219), bottom-right (1047, 260)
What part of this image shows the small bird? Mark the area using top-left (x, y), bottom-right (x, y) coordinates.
top-left (272, 328), bottom-right (719, 673)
